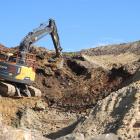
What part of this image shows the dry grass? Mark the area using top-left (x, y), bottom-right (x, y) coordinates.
top-left (0, 97), bottom-right (40, 125)
top-left (82, 53), bottom-right (140, 70)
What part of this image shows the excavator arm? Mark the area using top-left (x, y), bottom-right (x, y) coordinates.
top-left (19, 19), bottom-right (62, 57)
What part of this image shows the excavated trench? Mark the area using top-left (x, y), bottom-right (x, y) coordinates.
top-left (66, 59), bottom-right (88, 75)
top-left (34, 58), bottom-right (134, 112)
top-left (56, 68), bottom-right (132, 112)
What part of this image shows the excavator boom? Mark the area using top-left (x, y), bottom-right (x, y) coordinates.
top-left (19, 19), bottom-right (62, 57)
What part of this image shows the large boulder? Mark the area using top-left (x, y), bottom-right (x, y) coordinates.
top-left (74, 82), bottom-right (140, 140)
top-left (0, 126), bottom-right (49, 140)
top-left (56, 133), bottom-right (119, 140)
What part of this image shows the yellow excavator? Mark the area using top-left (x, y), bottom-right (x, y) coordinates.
top-left (0, 19), bottom-right (62, 97)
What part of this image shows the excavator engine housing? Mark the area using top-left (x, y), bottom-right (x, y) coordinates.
top-left (0, 52), bottom-right (36, 85)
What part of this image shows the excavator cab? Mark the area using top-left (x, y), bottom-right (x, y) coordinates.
top-left (16, 52), bottom-right (36, 68)
top-left (0, 52), bottom-right (17, 64)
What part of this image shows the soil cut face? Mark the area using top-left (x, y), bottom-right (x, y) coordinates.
top-left (33, 53), bottom-right (135, 112)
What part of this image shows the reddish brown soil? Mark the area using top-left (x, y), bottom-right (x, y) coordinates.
top-left (33, 54), bottom-right (133, 112)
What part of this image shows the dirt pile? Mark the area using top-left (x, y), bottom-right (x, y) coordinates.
top-left (80, 40), bottom-right (140, 56)
top-left (32, 47), bottom-right (140, 112)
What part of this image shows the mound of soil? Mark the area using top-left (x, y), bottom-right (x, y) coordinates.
top-left (33, 52), bottom-right (137, 112)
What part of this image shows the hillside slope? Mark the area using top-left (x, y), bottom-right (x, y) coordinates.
top-left (0, 40), bottom-right (139, 139)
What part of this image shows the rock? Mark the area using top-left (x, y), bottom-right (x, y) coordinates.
top-left (56, 133), bottom-right (84, 140)
top-left (0, 113), bottom-right (49, 140)
top-left (74, 82), bottom-right (140, 140)
top-left (86, 133), bottom-right (119, 140)
top-left (45, 67), bottom-right (54, 76)
top-left (18, 108), bottom-right (41, 129)
top-left (54, 133), bottom-right (119, 140)
top-left (36, 52), bottom-right (45, 60)
top-left (0, 124), bottom-right (49, 140)
top-left (34, 100), bottom-right (46, 111)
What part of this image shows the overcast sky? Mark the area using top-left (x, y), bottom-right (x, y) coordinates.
top-left (0, 0), bottom-right (140, 51)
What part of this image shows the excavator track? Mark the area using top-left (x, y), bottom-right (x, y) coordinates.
top-left (28, 86), bottom-right (42, 97)
top-left (0, 81), bottom-right (41, 97)
top-left (0, 82), bottom-right (16, 97)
